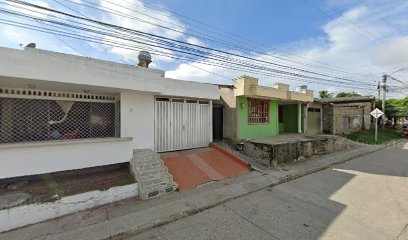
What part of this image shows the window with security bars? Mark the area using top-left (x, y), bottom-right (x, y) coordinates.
top-left (248, 98), bottom-right (270, 124)
top-left (0, 97), bottom-right (117, 144)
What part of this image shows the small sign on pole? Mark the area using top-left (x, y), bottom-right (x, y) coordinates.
top-left (370, 108), bottom-right (384, 143)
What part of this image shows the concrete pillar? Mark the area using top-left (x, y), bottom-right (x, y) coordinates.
top-left (209, 100), bottom-right (213, 142)
top-left (320, 106), bottom-right (323, 133)
top-left (298, 103), bottom-right (302, 133)
top-left (304, 104), bottom-right (308, 134)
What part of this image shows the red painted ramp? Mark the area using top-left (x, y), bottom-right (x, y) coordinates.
top-left (161, 147), bottom-right (250, 191)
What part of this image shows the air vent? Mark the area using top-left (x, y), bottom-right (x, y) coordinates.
top-left (0, 87), bottom-right (117, 102)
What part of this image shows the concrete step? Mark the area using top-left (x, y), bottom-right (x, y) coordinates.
top-left (137, 168), bottom-right (168, 178)
top-left (139, 182), bottom-right (178, 199)
top-left (139, 175), bottom-right (173, 186)
top-left (134, 161), bottom-right (165, 171)
top-left (133, 158), bottom-right (163, 165)
top-left (137, 164), bottom-right (168, 173)
top-left (131, 149), bottom-right (178, 200)
top-left (138, 171), bottom-right (173, 181)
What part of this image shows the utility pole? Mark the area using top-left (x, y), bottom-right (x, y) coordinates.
top-left (382, 74), bottom-right (387, 127)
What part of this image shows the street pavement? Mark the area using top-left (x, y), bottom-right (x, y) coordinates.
top-left (130, 140), bottom-right (408, 240)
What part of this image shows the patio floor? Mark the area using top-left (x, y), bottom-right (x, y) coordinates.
top-left (160, 147), bottom-right (250, 191)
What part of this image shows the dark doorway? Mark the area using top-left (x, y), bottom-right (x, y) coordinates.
top-left (212, 106), bottom-right (223, 141)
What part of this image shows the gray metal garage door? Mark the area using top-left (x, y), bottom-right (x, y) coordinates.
top-left (154, 98), bottom-right (212, 152)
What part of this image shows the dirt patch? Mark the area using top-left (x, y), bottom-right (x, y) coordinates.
top-left (0, 163), bottom-right (135, 203)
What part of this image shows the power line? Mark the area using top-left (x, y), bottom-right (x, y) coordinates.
top-left (64, 0), bottom-right (379, 80)
top-left (0, 1), bottom-right (376, 90)
top-left (132, 0), bottom-right (379, 77)
top-left (0, 0), bottom-right (377, 91)
top-left (0, 17), bottom-right (374, 90)
top-left (6, 0), bottom-right (375, 84)
top-left (35, 19), bottom-right (84, 56)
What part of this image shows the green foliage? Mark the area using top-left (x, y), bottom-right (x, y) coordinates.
top-left (319, 90), bottom-right (333, 99)
top-left (375, 98), bottom-right (408, 117)
top-left (335, 92), bottom-right (362, 98)
top-left (346, 129), bottom-right (403, 144)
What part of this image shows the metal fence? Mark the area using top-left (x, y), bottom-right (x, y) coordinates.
top-left (0, 97), bottom-right (117, 144)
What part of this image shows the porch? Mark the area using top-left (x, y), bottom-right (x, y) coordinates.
top-left (278, 102), bottom-right (305, 134)
top-left (242, 134), bottom-right (357, 167)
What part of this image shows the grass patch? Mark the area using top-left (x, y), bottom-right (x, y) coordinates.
top-left (346, 129), bottom-right (403, 144)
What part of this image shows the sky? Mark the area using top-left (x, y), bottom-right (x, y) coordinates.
top-left (1, 0), bottom-right (408, 98)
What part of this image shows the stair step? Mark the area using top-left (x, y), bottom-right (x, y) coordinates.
top-left (143, 184), bottom-right (176, 192)
top-left (140, 179), bottom-right (173, 189)
top-left (131, 149), bottom-right (178, 200)
top-left (133, 162), bottom-right (165, 171)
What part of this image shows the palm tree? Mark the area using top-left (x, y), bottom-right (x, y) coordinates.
top-left (319, 90), bottom-right (333, 99)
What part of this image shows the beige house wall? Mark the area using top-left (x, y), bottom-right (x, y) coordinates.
top-left (219, 87), bottom-right (238, 140)
top-left (323, 101), bottom-right (373, 135)
top-left (233, 76), bottom-right (313, 102)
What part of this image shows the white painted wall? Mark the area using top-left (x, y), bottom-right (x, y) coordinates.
top-left (0, 183), bottom-right (138, 233)
top-left (0, 47), bottom-right (220, 100)
top-left (162, 78), bottom-right (220, 100)
top-left (120, 92), bottom-right (155, 149)
top-left (0, 138), bottom-right (133, 179)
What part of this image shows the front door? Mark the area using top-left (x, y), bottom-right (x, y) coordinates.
top-left (212, 106), bottom-right (223, 141)
top-left (343, 116), bottom-right (350, 134)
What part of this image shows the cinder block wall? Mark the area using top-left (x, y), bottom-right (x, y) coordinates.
top-left (219, 87), bottom-right (238, 140)
top-left (322, 104), bottom-right (333, 134)
top-left (333, 104), bottom-right (372, 134)
top-left (323, 102), bottom-right (372, 135)
top-left (363, 104), bottom-right (372, 130)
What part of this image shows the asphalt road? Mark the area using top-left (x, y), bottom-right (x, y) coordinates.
top-left (130, 140), bottom-right (408, 240)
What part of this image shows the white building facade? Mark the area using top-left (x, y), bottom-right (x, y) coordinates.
top-left (0, 46), bottom-right (219, 179)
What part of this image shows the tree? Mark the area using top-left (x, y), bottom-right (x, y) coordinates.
top-left (319, 90), bottom-right (333, 99)
top-left (375, 98), bottom-right (408, 117)
top-left (335, 92), bottom-right (362, 98)
top-left (375, 97), bottom-right (408, 128)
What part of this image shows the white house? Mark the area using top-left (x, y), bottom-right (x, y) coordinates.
top-left (0, 46), bottom-right (219, 180)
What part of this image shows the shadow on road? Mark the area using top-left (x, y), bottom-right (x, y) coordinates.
top-left (133, 140), bottom-right (408, 240)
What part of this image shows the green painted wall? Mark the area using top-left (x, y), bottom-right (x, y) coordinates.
top-left (238, 96), bottom-right (279, 139)
top-left (279, 123), bottom-right (285, 133)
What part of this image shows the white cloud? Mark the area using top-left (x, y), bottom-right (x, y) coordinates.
top-left (99, 0), bottom-right (187, 62)
top-left (167, 0), bottom-right (408, 98)
top-left (186, 37), bottom-right (205, 46)
top-left (0, 0), bottom-right (406, 98)
top-left (372, 37), bottom-right (408, 67)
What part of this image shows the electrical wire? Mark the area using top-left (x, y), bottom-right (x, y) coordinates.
top-left (0, 0), bottom-right (378, 91)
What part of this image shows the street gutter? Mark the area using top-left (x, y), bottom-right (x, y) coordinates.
top-left (1, 140), bottom-right (404, 240)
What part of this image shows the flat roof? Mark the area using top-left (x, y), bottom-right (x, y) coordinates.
top-left (317, 96), bottom-right (375, 103)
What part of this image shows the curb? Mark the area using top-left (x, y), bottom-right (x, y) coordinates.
top-left (209, 142), bottom-right (251, 170)
top-left (14, 144), bottom-right (393, 240)
top-left (106, 145), bottom-right (388, 240)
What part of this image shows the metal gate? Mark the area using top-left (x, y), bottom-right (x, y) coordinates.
top-left (155, 98), bottom-right (212, 152)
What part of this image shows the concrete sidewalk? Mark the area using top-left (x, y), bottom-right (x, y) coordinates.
top-left (0, 143), bottom-right (392, 240)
